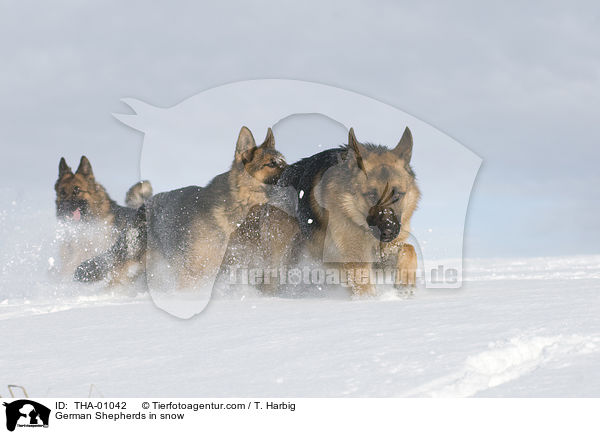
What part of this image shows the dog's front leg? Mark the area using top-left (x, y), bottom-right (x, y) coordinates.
top-left (342, 262), bottom-right (376, 296)
top-left (395, 243), bottom-right (417, 287)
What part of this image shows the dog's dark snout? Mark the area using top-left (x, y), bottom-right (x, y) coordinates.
top-left (367, 206), bottom-right (401, 242)
top-left (379, 214), bottom-right (400, 241)
top-left (381, 225), bottom-right (395, 238)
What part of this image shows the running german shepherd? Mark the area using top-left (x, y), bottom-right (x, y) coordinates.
top-left (55, 156), bottom-right (152, 281)
top-left (224, 127), bottom-right (420, 295)
top-left (75, 127), bottom-right (286, 290)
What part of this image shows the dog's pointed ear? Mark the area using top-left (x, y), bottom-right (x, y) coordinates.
top-left (347, 128), bottom-right (366, 173)
top-left (76, 156), bottom-right (94, 177)
top-left (348, 127), bottom-right (360, 154)
top-left (59, 157), bottom-right (72, 177)
top-left (260, 127), bottom-right (275, 149)
top-left (394, 127), bottom-right (413, 162)
top-left (235, 126), bottom-right (257, 163)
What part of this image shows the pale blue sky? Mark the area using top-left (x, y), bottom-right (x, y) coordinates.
top-left (0, 0), bottom-right (599, 257)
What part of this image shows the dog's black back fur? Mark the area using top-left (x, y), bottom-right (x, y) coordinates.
top-left (146, 185), bottom-right (211, 258)
top-left (110, 201), bottom-right (139, 230)
top-left (277, 147), bottom-right (347, 238)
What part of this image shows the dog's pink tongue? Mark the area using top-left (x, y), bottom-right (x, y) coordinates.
top-left (72, 208), bottom-right (81, 221)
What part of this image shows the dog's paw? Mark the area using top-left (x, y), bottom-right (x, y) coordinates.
top-left (74, 258), bottom-right (107, 282)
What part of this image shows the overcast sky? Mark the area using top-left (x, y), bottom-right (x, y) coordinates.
top-left (0, 0), bottom-right (599, 258)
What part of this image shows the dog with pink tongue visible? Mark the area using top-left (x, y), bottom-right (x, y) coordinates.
top-left (53, 156), bottom-right (152, 283)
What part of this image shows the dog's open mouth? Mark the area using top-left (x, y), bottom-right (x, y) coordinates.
top-left (57, 201), bottom-right (87, 222)
top-left (364, 183), bottom-right (402, 242)
top-left (367, 207), bottom-right (400, 243)
top-left (71, 207), bottom-right (81, 221)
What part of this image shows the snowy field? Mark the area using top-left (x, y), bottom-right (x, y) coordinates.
top-left (1, 205), bottom-right (599, 398)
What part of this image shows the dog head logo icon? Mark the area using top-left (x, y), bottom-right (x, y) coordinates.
top-left (3, 400), bottom-right (50, 432)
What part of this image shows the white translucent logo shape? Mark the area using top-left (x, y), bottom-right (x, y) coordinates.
top-left (115, 79), bottom-right (481, 318)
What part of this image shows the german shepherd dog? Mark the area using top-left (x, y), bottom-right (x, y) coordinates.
top-left (55, 156), bottom-right (152, 281)
top-left (75, 127), bottom-right (286, 290)
top-left (223, 127), bottom-right (420, 296)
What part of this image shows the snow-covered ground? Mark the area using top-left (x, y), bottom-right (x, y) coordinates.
top-left (1, 204), bottom-right (599, 398)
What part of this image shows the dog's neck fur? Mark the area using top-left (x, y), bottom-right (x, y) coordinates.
top-left (89, 184), bottom-right (115, 222)
top-left (228, 162), bottom-right (267, 210)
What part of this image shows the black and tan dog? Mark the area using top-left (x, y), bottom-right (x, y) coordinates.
top-left (224, 127), bottom-right (421, 296)
top-left (55, 156), bottom-right (152, 282)
top-left (75, 127), bottom-right (286, 290)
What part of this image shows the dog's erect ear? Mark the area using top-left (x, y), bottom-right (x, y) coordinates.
top-left (260, 127), bottom-right (275, 149)
top-left (347, 128), bottom-right (366, 173)
top-left (59, 157), bottom-right (72, 178)
top-left (394, 127), bottom-right (413, 163)
top-left (348, 127), bottom-right (360, 153)
top-left (235, 126), bottom-right (258, 163)
top-left (76, 156), bottom-right (94, 178)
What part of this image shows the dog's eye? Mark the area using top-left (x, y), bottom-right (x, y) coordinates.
top-left (265, 160), bottom-right (279, 168)
top-left (366, 190), bottom-right (379, 203)
top-left (390, 188), bottom-right (405, 204)
top-left (73, 186), bottom-right (80, 195)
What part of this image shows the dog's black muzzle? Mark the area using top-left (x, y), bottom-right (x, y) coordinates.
top-left (367, 206), bottom-right (401, 243)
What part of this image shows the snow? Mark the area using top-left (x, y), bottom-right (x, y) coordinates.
top-left (1, 212), bottom-right (600, 398)
top-left (1, 197), bottom-right (599, 397)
